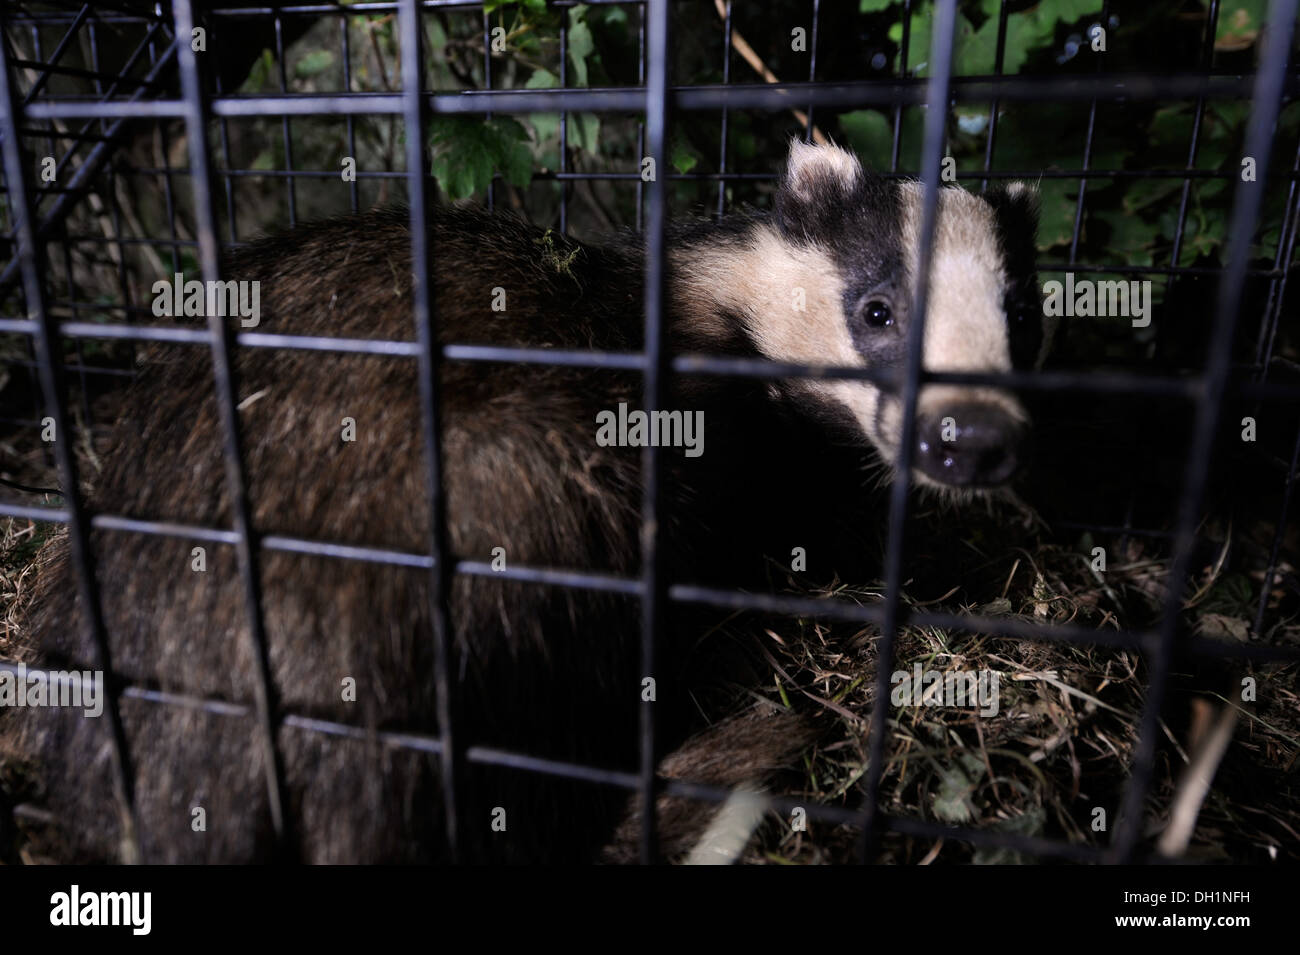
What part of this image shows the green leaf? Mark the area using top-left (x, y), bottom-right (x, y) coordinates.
top-left (294, 50), bottom-right (334, 80)
top-left (1149, 104), bottom-right (1191, 145)
top-left (526, 68), bottom-right (558, 90)
top-left (1049, 0), bottom-right (1101, 21)
top-left (429, 117), bottom-right (534, 200)
top-left (671, 140), bottom-right (699, 174)
top-left (1214, 0), bottom-right (1268, 49)
top-left (1002, 10), bottom-right (1054, 73)
top-left (525, 70), bottom-right (561, 144)
top-left (1094, 207), bottom-right (1157, 267)
top-left (892, 7), bottom-right (932, 75)
top-left (1000, 0), bottom-right (1100, 74)
top-left (954, 13), bottom-right (999, 75)
top-left (484, 0), bottom-right (542, 12)
top-left (567, 7), bottom-right (595, 88)
top-left (1035, 177), bottom-right (1080, 251)
top-left (1174, 198), bottom-right (1227, 260)
top-left (571, 112), bottom-right (600, 153)
top-left (838, 109), bottom-right (894, 171)
top-left (859, 0), bottom-right (896, 11)
top-left (240, 48), bottom-right (275, 93)
top-left (892, 8), bottom-right (1009, 77)
top-left (600, 6), bottom-right (629, 28)
top-left (502, 140), bottom-right (534, 188)
top-left (1122, 177), bottom-right (1182, 216)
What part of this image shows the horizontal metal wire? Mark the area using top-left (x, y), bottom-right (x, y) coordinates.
top-left (20, 73), bottom-right (1300, 123)
top-left (5, 499), bottom-right (1297, 664)
top-left (7, 319), bottom-right (1299, 399)
top-left (14, 163), bottom-right (1300, 184)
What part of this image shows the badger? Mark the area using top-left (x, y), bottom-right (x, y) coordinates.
top-left (0, 141), bottom-right (1040, 863)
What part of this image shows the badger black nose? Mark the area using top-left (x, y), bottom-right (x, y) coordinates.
top-left (915, 405), bottom-right (1023, 487)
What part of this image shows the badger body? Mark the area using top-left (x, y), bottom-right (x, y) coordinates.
top-left (2, 144), bottom-right (1040, 863)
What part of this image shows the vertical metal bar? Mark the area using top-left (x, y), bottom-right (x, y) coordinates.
top-left (715, 0), bottom-right (732, 219)
top-left (1109, 0), bottom-right (1299, 863)
top-left (1248, 133), bottom-right (1300, 638)
top-left (559, 20), bottom-right (568, 233)
top-left (1168, 0), bottom-right (1220, 271)
top-left (29, 7), bottom-right (92, 426)
top-left (638, 0), bottom-right (672, 865)
top-left (890, 0), bottom-right (912, 173)
top-left (146, 9), bottom-right (182, 269)
top-left (57, 204), bottom-right (93, 429)
top-left (88, 18), bottom-right (105, 133)
top-left (95, 19), bottom-right (134, 328)
top-left (397, 0), bottom-right (464, 859)
top-left (31, 28), bottom-right (56, 174)
top-left (1067, 2), bottom-right (1109, 265)
top-left (0, 31), bottom-right (142, 865)
top-left (212, 15), bottom-right (240, 244)
top-left (1251, 424), bottom-right (1300, 638)
top-left (979, 0), bottom-right (1009, 193)
top-left (636, 3), bottom-right (645, 233)
top-left (172, 0), bottom-right (294, 859)
top-left (1253, 132), bottom-right (1300, 371)
top-left (804, 0), bottom-right (820, 143)
top-left (341, 14), bottom-right (359, 214)
top-left (1150, 2), bottom-right (1220, 559)
top-left (483, 8), bottom-right (495, 212)
top-left (157, 119), bottom-right (183, 275)
top-left (857, 0), bottom-right (959, 863)
top-left (274, 14), bottom-right (297, 227)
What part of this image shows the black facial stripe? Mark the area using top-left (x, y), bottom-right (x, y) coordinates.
top-left (844, 280), bottom-right (907, 366)
top-left (872, 386), bottom-right (890, 442)
top-left (982, 186), bottom-right (1043, 369)
top-left (777, 173), bottom-right (908, 368)
top-left (776, 170), bottom-right (905, 286)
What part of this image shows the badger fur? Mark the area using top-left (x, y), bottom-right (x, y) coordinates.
top-left (1, 142), bottom-right (1039, 863)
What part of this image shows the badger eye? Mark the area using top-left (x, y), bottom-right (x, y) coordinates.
top-left (863, 300), bottom-right (893, 328)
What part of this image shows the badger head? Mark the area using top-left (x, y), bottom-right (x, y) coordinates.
top-left (699, 140), bottom-right (1042, 493)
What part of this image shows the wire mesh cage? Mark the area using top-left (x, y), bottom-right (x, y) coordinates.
top-left (0, 0), bottom-right (1298, 865)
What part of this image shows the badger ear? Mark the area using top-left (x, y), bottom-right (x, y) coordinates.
top-left (984, 180), bottom-right (1040, 235)
top-left (775, 140), bottom-right (864, 239)
top-left (779, 139), bottom-right (863, 203)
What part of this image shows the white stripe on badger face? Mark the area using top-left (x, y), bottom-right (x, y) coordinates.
top-left (675, 223), bottom-right (887, 444)
top-left (871, 183), bottom-right (1027, 465)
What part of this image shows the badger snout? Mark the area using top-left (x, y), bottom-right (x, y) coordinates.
top-left (915, 404), bottom-right (1023, 488)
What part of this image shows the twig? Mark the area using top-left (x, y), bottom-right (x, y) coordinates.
top-left (1156, 703), bottom-right (1238, 857)
top-left (713, 0), bottom-right (829, 146)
